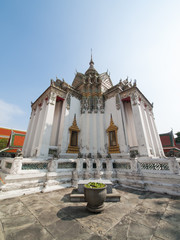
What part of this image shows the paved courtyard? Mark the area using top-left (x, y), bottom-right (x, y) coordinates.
top-left (0, 186), bottom-right (180, 240)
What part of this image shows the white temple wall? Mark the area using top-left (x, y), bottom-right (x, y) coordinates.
top-left (88, 113), bottom-right (94, 154)
top-left (60, 96), bottom-right (81, 154)
top-left (79, 112), bottom-right (87, 154)
top-left (97, 112), bottom-right (106, 155)
top-left (123, 101), bottom-right (138, 148)
top-left (50, 100), bottom-right (63, 146)
top-left (105, 96), bottom-right (125, 153)
top-left (80, 112), bottom-right (106, 155)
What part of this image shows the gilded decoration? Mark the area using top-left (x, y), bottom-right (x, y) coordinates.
top-left (66, 93), bottom-right (71, 110)
top-left (115, 94), bottom-right (121, 110)
top-left (67, 115), bottom-right (80, 153)
top-left (106, 115), bottom-right (120, 153)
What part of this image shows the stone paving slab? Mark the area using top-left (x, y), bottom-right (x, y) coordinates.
top-left (0, 186), bottom-right (180, 240)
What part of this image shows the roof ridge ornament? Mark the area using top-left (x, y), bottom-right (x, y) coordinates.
top-left (89, 48), bottom-right (94, 67)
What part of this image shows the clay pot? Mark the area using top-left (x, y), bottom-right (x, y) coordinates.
top-left (84, 185), bottom-right (107, 213)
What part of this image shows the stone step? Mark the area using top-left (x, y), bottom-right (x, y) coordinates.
top-left (70, 189), bottom-right (121, 202)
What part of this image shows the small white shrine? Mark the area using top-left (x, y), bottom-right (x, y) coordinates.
top-left (0, 56), bottom-right (179, 199)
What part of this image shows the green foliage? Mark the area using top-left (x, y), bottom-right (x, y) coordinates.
top-left (175, 132), bottom-right (180, 143)
top-left (0, 138), bottom-right (8, 150)
top-left (84, 182), bottom-right (106, 189)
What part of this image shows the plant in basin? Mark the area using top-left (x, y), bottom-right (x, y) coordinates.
top-left (84, 182), bottom-right (107, 213)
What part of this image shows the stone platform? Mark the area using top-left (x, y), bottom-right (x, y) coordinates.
top-left (0, 186), bottom-right (180, 240)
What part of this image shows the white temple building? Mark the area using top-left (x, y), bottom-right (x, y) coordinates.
top-left (0, 56), bottom-right (179, 199)
top-left (23, 56), bottom-right (164, 160)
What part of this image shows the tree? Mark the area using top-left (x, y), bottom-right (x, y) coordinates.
top-left (0, 138), bottom-right (8, 150)
top-left (175, 132), bottom-right (180, 143)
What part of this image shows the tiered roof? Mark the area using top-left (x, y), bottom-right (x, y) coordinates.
top-left (160, 130), bottom-right (180, 155)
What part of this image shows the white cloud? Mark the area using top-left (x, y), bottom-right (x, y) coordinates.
top-left (0, 99), bottom-right (24, 127)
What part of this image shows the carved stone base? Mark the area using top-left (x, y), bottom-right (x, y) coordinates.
top-left (67, 145), bottom-right (79, 154)
top-left (108, 145), bottom-right (120, 154)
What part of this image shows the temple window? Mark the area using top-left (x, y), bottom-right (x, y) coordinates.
top-left (109, 131), bottom-right (117, 146)
top-left (83, 162), bottom-right (87, 169)
top-left (106, 115), bottom-right (120, 154)
top-left (102, 163), bottom-right (106, 169)
top-left (67, 114), bottom-right (80, 153)
top-left (93, 163), bottom-right (96, 168)
top-left (71, 131), bottom-right (78, 146)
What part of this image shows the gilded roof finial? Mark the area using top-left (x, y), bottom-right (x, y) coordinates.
top-left (89, 48), bottom-right (94, 67)
top-left (110, 114), bottom-right (114, 125)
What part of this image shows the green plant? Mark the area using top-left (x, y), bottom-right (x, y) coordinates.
top-left (0, 138), bottom-right (8, 150)
top-left (84, 182), bottom-right (106, 189)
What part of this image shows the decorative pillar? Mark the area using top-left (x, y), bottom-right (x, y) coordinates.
top-left (37, 92), bottom-right (56, 157)
top-left (93, 113), bottom-right (97, 155)
top-left (86, 112), bottom-right (90, 153)
top-left (24, 107), bottom-right (39, 157)
top-left (30, 101), bottom-right (45, 157)
top-left (22, 108), bottom-right (34, 156)
top-left (119, 95), bottom-right (129, 152)
top-left (130, 92), bottom-right (150, 156)
top-left (57, 99), bottom-right (67, 150)
top-left (149, 109), bottom-right (164, 157)
top-left (141, 102), bottom-right (156, 156)
top-left (144, 106), bottom-right (156, 156)
top-left (97, 111), bottom-right (105, 155)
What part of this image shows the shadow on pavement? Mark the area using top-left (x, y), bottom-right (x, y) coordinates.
top-left (57, 205), bottom-right (96, 220)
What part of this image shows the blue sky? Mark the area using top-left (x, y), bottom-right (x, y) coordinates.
top-left (0, 0), bottom-right (180, 136)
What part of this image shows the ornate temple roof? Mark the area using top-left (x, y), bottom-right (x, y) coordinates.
top-left (72, 57), bottom-right (113, 93)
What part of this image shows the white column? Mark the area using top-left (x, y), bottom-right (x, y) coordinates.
top-left (97, 112), bottom-right (104, 155)
top-left (30, 101), bottom-right (46, 156)
top-left (60, 108), bottom-right (70, 154)
top-left (141, 102), bottom-right (155, 156)
top-left (88, 113), bottom-right (93, 154)
top-left (37, 92), bottom-right (56, 157)
top-left (50, 100), bottom-right (62, 146)
top-left (119, 96), bottom-right (129, 152)
top-left (86, 112), bottom-right (90, 154)
top-left (25, 107), bottom-right (39, 157)
top-left (123, 101), bottom-right (138, 148)
top-left (149, 109), bottom-right (164, 157)
top-left (144, 106), bottom-right (156, 156)
top-left (80, 113), bottom-right (85, 154)
top-left (57, 100), bottom-right (66, 148)
top-left (130, 93), bottom-right (150, 156)
top-left (93, 113), bottom-right (97, 155)
top-left (22, 108), bottom-right (34, 155)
